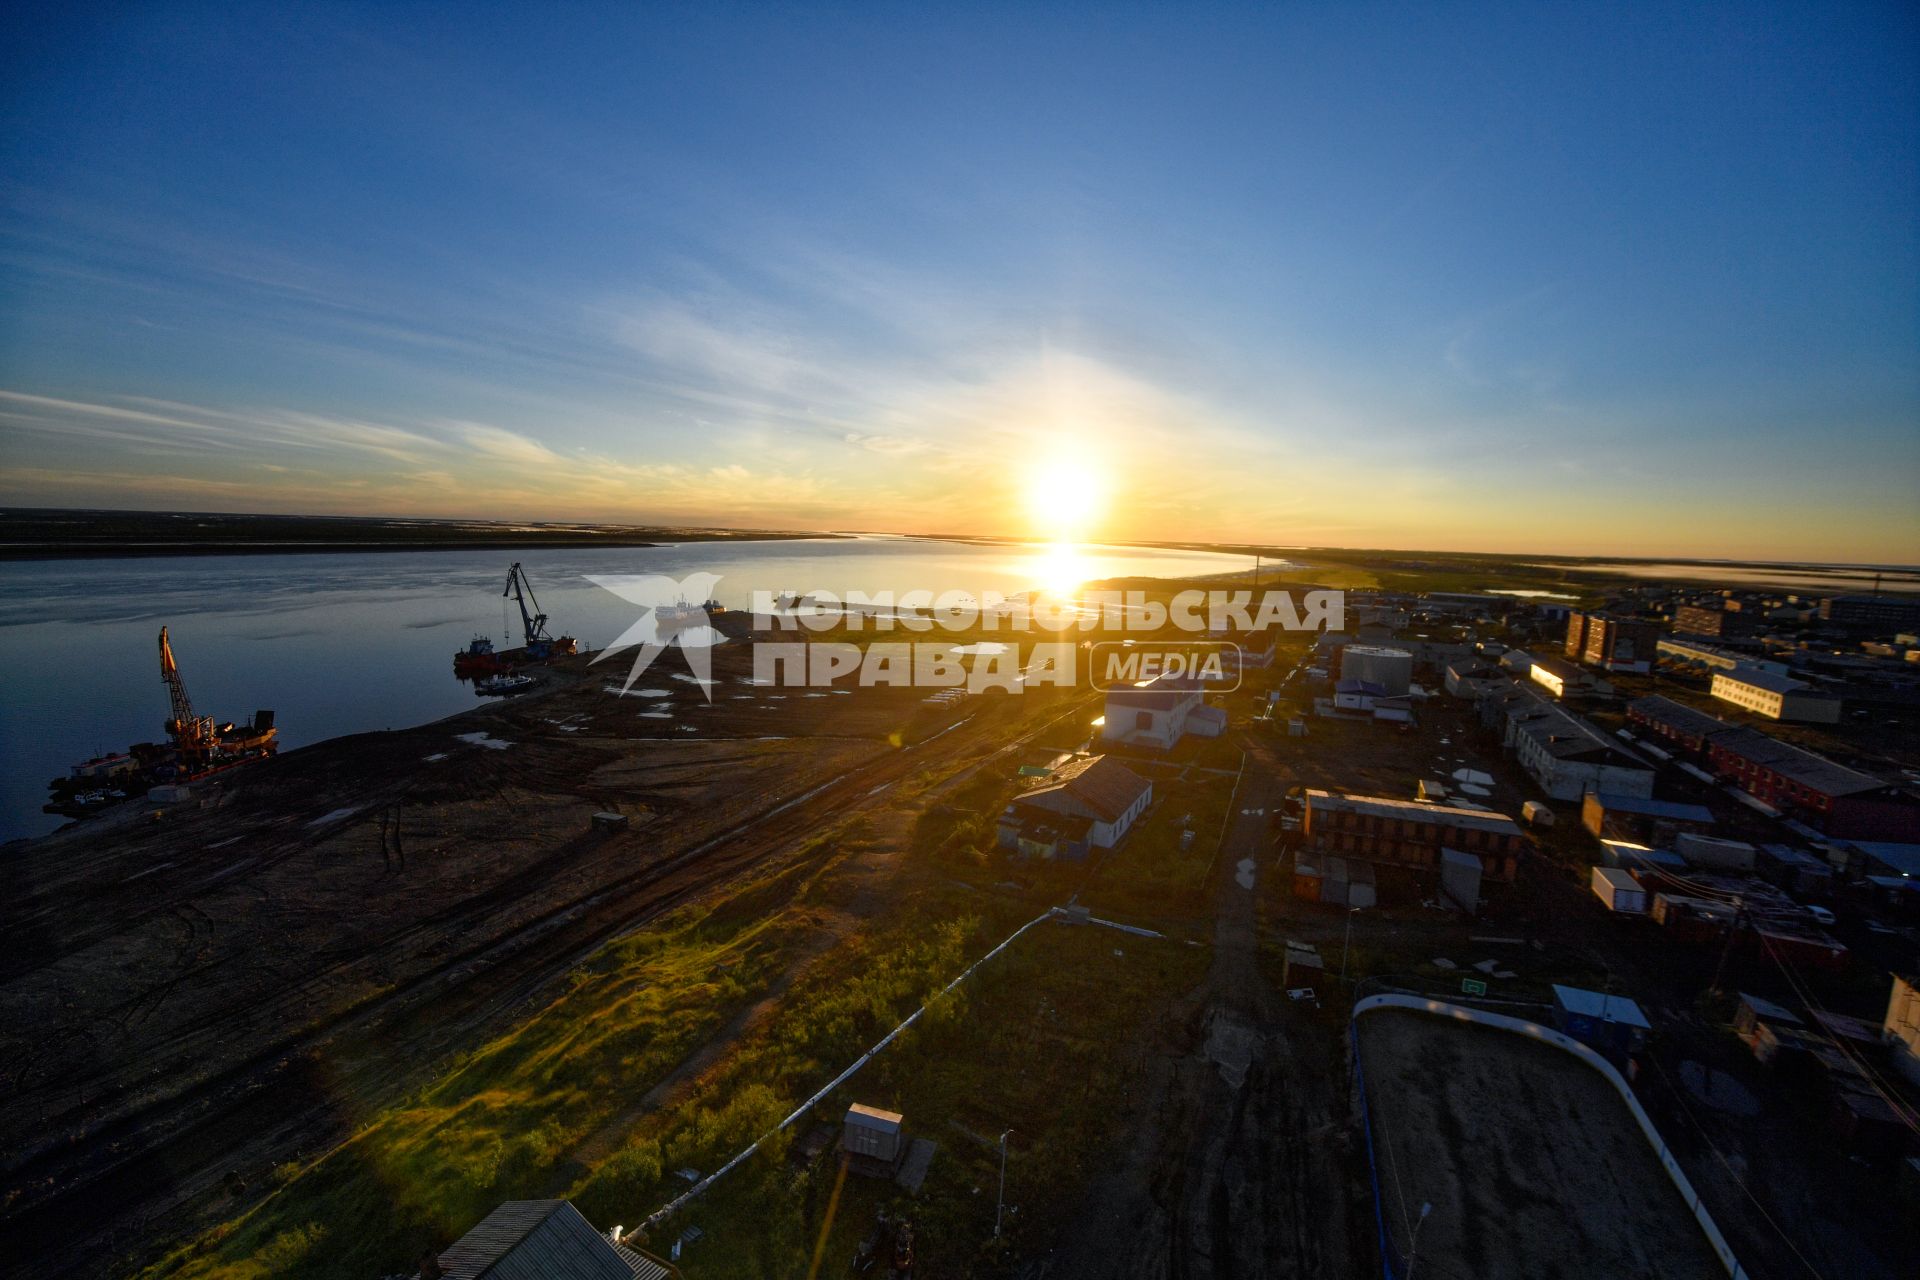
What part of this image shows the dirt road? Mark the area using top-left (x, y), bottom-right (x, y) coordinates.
top-left (1051, 741), bottom-right (1359, 1277)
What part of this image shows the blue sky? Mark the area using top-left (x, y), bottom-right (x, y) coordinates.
top-left (1, 2), bottom-right (1916, 559)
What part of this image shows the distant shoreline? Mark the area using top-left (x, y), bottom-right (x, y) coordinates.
top-left (0, 508), bottom-right (848, 561)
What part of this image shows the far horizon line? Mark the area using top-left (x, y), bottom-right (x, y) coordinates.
top-left (4, 504), bottom-right (1918, 574)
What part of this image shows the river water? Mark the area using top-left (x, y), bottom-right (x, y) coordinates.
top-left (0, 537), bottom-right (1258, 841)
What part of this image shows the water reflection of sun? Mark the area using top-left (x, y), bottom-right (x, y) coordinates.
top-left (1022, 542), bottom-right (1095, 597)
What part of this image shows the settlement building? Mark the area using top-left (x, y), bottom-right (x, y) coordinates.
top-left (1674, 603), bottom-right (1759, 639)
top-left (1508, 700), bottom-right (1655, 801)
top-left (1820, 595), bottom-right (1920, 631)
top-left (1528, 654), bottom-right (1603, 699)
top-left (1657, 637), bottom-right (1787, 676)
top-left (997, 754), bottom-right (1152, 858)
top-left (1101, 674), bottom-right (1226, 750)
top-left (1626, 695), bottom-right (1920, 839)
top-left (1338, 645), bottom-right (1413, 697)
top-left (1710, 670), bottom-right (1842, 723)
top-left (1887, 975), bottom-right (1920, 1089)
top-left (1566, 611), bottom-right (1661, 673)
top-left (1299, 791), bottom-right (1528, 902)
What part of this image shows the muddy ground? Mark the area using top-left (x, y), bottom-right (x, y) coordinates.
top-left (0, 630), bottom-right (1080, 1277)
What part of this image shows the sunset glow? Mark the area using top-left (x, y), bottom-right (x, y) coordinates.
top-left (1023, 457), bottom-right (1104, 542)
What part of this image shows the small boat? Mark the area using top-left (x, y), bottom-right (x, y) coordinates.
top-left (475, 673), bottom-right (535, 696)
top-left (655, 598), bottom-right (718, 629)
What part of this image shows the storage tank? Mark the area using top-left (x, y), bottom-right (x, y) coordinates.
top-left (1339, 645), bottom-right (1413, 696)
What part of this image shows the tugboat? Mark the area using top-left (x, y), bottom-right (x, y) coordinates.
top-left (454, 634), bottom-right (511, 677)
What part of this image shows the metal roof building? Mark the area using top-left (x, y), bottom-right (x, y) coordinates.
top-left (437, 1200), bottom-right (670, 1280)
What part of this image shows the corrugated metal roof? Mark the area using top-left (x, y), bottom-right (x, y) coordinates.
top-left (610, 1243), bottom-right (670, 1280)
top-left (1013, 755), bottom-right (1151, 823)
top-left (438, 1201), bottom-right (648, 1280)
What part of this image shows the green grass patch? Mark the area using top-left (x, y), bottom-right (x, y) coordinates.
top-left (138, 895), bottom-right (815, 1280)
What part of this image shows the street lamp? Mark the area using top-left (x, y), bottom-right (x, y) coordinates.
top-left (994, 1129), bottom-right (1013, 1239)
top-left (1405, 1201), bottom-right (1433, 1279)
top-left (1340, 905), bottom-right (1363, 983)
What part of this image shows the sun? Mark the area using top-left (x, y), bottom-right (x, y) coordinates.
top-left (1024, 457), bottom-right (1103, 539)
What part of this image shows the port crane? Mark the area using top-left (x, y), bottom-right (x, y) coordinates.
top-left (159, 626), bottom-right (216, 752)
top-left (502, 562), bottom-right (577, 660)
top-left (157, 627), bottom-right (276, 769)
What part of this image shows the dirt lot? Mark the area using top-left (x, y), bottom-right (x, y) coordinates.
top-left (1357, 1008), bottom-right (1726, 1280)
top-left (0, 629), bottom-right (1095, 1277)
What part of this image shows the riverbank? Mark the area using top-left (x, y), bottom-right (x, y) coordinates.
top-left (0, 509), bottom-right (845, 560)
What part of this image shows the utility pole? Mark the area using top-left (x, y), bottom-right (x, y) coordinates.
top-left (1405, 1201), bottom-right (1433, 1279)
top-left (1341, 905), bottom-right (1362, 983)
top-left (994, 1129), bottom-right (1012, 1239)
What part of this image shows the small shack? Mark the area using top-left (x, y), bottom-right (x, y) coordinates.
top-left (591, 811), bottom-right (630, 833)
top-left (1551, 985), bottom-right (1651, 1060)
top-left (842, 1103), bottom-right (904, 1171)
top-left (1732, 992), bottom-right (1805, 1064)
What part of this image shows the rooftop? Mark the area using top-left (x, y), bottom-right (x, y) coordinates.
top-left (1629, 693), bottom-right (1739, 740)
top-left (1104, 672), bottom-right (1206, 710)
top-left (1013, 754), bottom-right (1152, 824)
top-left (1709, 730), bottom-right (1887, 798)
top-left (1552, 985), bottom-right (1651, 1030)
top-left (1586, 793), bottom-right (1715, 823)
top-left (1304, 790), bottom-right (1525, 837)
top-left (438, 1200), bottom-right (662, 1280)
top-left (1711, 669), bottom-right (1813, 695)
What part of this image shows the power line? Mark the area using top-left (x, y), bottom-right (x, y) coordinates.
top-left (1643, 1052), bottom-right (1830, 1280)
